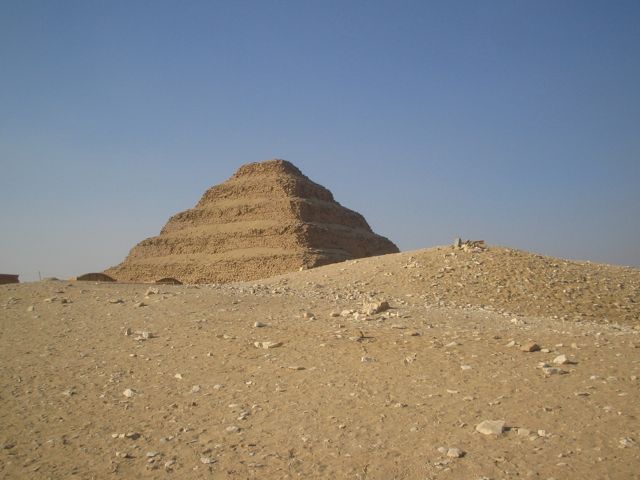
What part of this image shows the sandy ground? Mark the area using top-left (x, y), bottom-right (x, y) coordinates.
top-left (1, 246), bottom-right (639, 479)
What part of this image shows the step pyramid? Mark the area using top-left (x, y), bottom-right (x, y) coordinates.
top-left (105, 159), bottom-right (399, 283)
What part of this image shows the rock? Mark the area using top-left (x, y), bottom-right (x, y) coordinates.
top-left (619, 437), bottom-right (636, 448)
top-left (361, 356), bottom-right (376, 363)
top-left (123, 327), bottom-right (132, 336)
top-left (145, 287), bottom-right (159, 296)
top-left (506, 340), bottom-right (516, 347)
top-left (437, 446), bottom-right (447, 454)
top-left (122, 388), bottom-right (135, 398)
top-left (543, 367), bottom-right (568, 376)
top-left (174, 373), bottom-right (183, 380)
top-left (191, 385), bottom-right (201, 393)
top-left (517, 428), bottom-right (531, 436)
top-left (253, 321), bottom-right (267, 328)
top-left (475, 420), bottom-right (506, 435)
top-left (553, 354), bottom-right (570, 365)
top-left (288, 366), bottom-right (305, 371)
top-left (109, 299), bottom-right (124, 304)
top-left (146, 451), bottom-right (161, 458)
top-left (447, 448), bottom-right (465, 458)
top-left (254, 341), bottom-right (282, 349)
top-left (363, 301), bottom-right (390, 315)
top-left (134, 301), bottom-right (147, 308)
top-left (521, 342), bottom-right (541, 352)
top-left (200, 456), bottom-right (216, 464)
top-left (116, 451), bottom-right (132, 459)
top-left (225, 425), bottom-right (241, 433)
top-left (26, 305), bottom-right (34, 312)
top-left (404, 330), bottom-right (421, 337)
top-left (453, 237), bottom-right (462, 248)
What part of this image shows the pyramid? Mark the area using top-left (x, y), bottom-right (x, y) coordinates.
top-left (105, 159), bottom-right (399, 283)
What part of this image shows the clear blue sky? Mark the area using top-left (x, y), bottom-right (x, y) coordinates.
top-left (1, 0), bottom-right (639, 281)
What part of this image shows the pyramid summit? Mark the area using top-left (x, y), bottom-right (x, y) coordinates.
top-left (106, 159), bottom-right (399, 283)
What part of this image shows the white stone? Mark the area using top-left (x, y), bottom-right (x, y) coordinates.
top-left (475, 420), bottom-right (506, 435)
top-left (447, 448), bottom-right (464, 458)
top-left (122, 388), bottom-right (135, 398)
top-left (254, 341), bottom-right (282, 349)
top-left (553, 354), bottom-right (569, 365)
top-left (619, 437), bottom-right (636, 448)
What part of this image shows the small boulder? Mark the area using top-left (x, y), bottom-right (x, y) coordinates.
top-left (521, 342), bottom-right (541, 352)
top-left (475, 420), bottom-right (506, 435)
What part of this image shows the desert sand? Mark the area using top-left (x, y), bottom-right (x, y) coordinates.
top-left (1, 245), bottom-right (639, 479)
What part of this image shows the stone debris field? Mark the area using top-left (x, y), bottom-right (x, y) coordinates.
top-left (1, 245), bottom-right (639, 479)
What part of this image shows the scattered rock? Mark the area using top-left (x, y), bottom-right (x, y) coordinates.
top-left (475, 420), bottom-right (506, 435)
top-left (253, 321), bottom-right (267, 328)
top-left (200, 456), bottom-right (216, 464)
top-left (543, 367), bottom-right (568, 376)
top-left (619, 437), bottom-right (636, 448)
top-left (225, 425), bottom-right (241, 433)
top-left (122, 388), bottom-right (136, 398)
top-left (363, 301), bottom-right (390, 315)
top-left (447, 448), bottom-right (465, 458)
top-left (521, 342), bottom-right (541, 352)
top-left (254, 341), bottom-right (282, 349)
top-left (553, 354), bottom-right (570, 365)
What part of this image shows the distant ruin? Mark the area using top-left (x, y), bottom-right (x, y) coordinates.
top-left (75, 273), bottom-right (116, 282)
top-left (106, 159), bottom-right (398, 283)
top-left (0, 274), bottom-right (19, 285)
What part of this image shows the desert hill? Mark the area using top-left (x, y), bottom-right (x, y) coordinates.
top-left (1, 245), bottom-right (639, 479)
top-left (258, 244), bottom-right (639, 326)
top-left (106, 159), bottom-right (398, 284)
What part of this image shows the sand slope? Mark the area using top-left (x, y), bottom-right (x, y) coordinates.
top-left (1, 245), bottom-right (639, 479)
